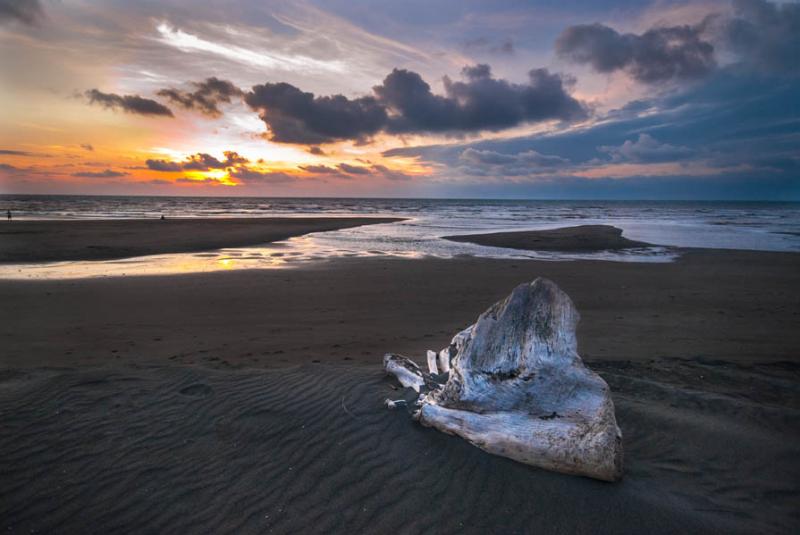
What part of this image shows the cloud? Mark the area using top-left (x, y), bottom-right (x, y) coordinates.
top-left (464, 37), bottom-right (514, 55)
top-left (245, 82), bottom-right (388, 144)
top-left (0, 162), bottom-right (19, 170)
top-left (494, 39), bottom-right (514, 55)
top-left (182, 153), bottom-right (226, 171)
top-left (146, 151), bottom-right (249, 172)
top-left (71, 169), bottom-right (129, 178)
top-left (85, 89), bottom-right (174, 117)
top-left (175, 177), bottom-right (228, 185)
top-left (307, 146), bottom-right (326, 155)
top-left (556, 22), bottom-right (715, 83)
top-left (720, 0), bottom-right (800, 74)
top-left (0, 149), bottom-right (32, 156)
top-left (228, 167), bottom-right (294, 183)
top-left (157, 77), bottom-right (243, 117)
top-left (599, 134), bottom-right (695, 163)
top-left (555, 1), bottom-right (799, 83)
top-left (299, 164), bottom-right (341, 175)
top-left (145, 159), bottom-right (182, 172)
top-left (369, 164), bottom-right (411, 181)
top-left (459, 148), bottom-right (571, 176)
top-left (336, 163), bottom-right (371, 175)
top-left (376, 65), bottom-right (587, 133)
top-left (298, 162), bottom-right (410, 180)
top-left (80, 143), bottom-right (94, 151)
top-left (382, 58), bottom-right (799, 197)
top-left (244, 64), bottom-right (586, 144)
top-left (461, 148), bottom-right (570, 167)
top-left (0, 0), bottom-right (42, 25)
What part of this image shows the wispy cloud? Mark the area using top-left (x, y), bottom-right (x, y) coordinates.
top-left (155, 22), bottom-right (348, 74)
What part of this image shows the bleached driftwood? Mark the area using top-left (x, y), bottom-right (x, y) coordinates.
top-left (383, 278), bottom-right (623, 482)
top-left (426, 350), bottom-right (439, 374)
top-left (383, 353), bottom-right (426, 392)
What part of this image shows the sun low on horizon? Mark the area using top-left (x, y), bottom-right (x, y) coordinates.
top-left (1, 0), bottom-right (799, 200)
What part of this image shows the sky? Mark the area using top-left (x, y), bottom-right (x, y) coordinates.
top-left (0, 0), bottom-right (798, 199)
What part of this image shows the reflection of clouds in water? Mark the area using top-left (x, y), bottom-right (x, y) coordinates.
top-left (0, 233), bottom-right (675, 281)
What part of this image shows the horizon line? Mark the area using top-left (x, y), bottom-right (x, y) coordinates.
top-left (1, 192), bottom-right (799, 203)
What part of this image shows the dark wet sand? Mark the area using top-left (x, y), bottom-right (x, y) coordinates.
top-left (444, 224), bottom-right (652, 252)
top-left (1, 359), bottom-right (797, 534)
top-left (3, 251), bottom-right (798, 368)
top-left (0, 217), bottom-right (402, 263)
top-left (1, 242), bottom-right (799, 532)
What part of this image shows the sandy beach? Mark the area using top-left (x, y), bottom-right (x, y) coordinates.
top-left (1, 221), bottom-right (799, 533)
top-left (0, 217), bottom-right (403, 263)
top-left (444, 224), bottom-right (652, 251)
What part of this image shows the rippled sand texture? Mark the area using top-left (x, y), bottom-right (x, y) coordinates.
top-left (1, 360), bottom-right (797, 534)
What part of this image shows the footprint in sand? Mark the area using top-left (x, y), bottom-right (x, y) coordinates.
top-left (179, 383), bottom-right (213, 398)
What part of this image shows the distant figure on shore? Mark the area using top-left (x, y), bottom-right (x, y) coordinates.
top-left (160, 214), bottom-right (165, 220)
top-left (6, 210), bottom-right (10, 221)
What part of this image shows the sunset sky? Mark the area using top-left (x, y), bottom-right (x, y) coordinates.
top-left (0, 0), bottom-right (798, 199)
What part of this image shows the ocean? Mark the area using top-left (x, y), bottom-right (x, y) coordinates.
top-left (2, 194), bottom-right (799, 278)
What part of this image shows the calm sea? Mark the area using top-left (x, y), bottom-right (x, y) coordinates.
top-left (2, 195), bottom-right (799, 278)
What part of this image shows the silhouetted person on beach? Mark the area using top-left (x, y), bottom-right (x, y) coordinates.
top-left (6, 210), bottom-right (10, 221)
top-left (160, 214), bottom-right (165, 220)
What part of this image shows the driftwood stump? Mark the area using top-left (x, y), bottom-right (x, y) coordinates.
top-left (384, 278), bottom-right (623, 482)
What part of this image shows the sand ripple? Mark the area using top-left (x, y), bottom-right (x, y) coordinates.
top-left (0, 360), bottom-right (797, 534)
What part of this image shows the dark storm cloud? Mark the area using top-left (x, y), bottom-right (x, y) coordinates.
top-left (71, 169), bottom-right (129, 178)
top-left (146, 151), bottom-right (249, 172)
top-left (720, 0), bottom-right (800, 74)
top-left (375, 65), bottom-right (586, 134)
top-left (0, 0), bottom-right (43, 25)
top-left (244, 82), bottom-right (387, 144)
top-left (157, 78), bottom-right (243, 117)
top-left (556, 0), bottom-right (799, 83)
top-left (244, 64), bottom-right (586, 144)
top-left (85, 90), bottom-right (174, 117)
top-left (382, 63), bottom-right (800, 199)
top-left (555, 22), bottom-right (715, 83)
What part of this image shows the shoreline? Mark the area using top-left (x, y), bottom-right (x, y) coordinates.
top-left (0, 217), bottom-right (404, 263)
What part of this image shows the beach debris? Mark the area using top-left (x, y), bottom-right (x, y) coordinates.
top-left (383, 353), bottom-right (426, 392)
top-left (384, 399), bottom-right (407, 409)
top-left (383, 278), bottom-right (623, 482)
top-left (426, 350), bottom-right (439, 374)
